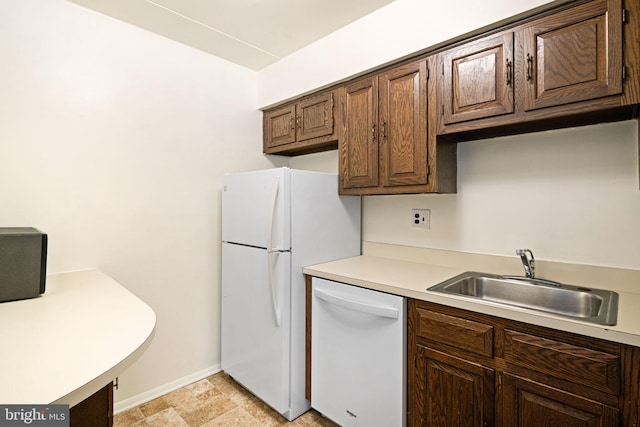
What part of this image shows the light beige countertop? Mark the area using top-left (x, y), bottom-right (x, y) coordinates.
top-left (304, 242), bottom-right (640, 347)
top-left (0, 269), bottom-right (156, 406)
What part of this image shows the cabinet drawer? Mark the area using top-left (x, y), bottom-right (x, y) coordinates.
top-left (415, 308), bottom-right (493, 358)
top-left (504, 329), bottom-right (621, 395)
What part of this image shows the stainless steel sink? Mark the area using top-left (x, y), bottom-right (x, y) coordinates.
top-left (428, 272), bottom-right (618, 325)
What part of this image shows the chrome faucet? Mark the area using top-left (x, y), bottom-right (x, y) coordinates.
top-left (516, 249), bottom-right (535, 278)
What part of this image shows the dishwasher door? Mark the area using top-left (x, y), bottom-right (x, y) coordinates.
top-left (311, 277), bottom-right (406, 427)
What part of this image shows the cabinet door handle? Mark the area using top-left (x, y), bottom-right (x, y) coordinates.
top-left (505, 59), bottom-right (512, 86)
top-left (296, 115), bottom-right (301, 129)
top-left (526, 53), bottom-right (534, 82)
top-left (382, 121), bottom-right (387, 139)
top-left (290, 116), bottom-right (295, 130)
top-left (371, 122), bottom-right (376, 144)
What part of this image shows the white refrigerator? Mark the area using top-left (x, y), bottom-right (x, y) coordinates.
top-left (220, 167), bottom-right (361, 421)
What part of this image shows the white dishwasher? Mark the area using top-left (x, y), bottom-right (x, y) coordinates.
top-left (311, 277), bottom-right (406, 427)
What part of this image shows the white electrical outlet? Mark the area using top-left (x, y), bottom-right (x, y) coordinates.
top-left (411, 209), bottom-right (430, 229)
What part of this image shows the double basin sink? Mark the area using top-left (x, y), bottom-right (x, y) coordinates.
top-left (428, 272), bottom-right (618, 325)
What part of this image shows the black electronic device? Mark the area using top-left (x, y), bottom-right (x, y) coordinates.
top-left (0, 227), bottom-right (47, 303)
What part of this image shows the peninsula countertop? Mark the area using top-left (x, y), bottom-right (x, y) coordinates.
top-left (304, 243), bottom-right (640, 347)
top-left (0, 269), bottom-right (156, 406)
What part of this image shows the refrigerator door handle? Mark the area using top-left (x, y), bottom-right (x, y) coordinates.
top-left (267, 175), bottom-right (281, 253)
top-left (266, 174), bottom-right (282, 327)
top-left (313, 288), bottom-right (399, 319)
top-left (268, 251), bottom-right (281, 327)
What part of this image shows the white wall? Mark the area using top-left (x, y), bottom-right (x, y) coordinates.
top-left (291, 121), bottom-right (640, 270)
top-left (277, 0), bottom-right (640, 271)
top-left (0, 0), bottom-right (283, 404)
top-left (364, 121), bottom-right (640, 270)
top-left (289, 151), bottom-right (338, 173)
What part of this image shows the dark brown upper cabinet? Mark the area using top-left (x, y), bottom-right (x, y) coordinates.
top-left (379, 62), bottom-right (429, 188)
top-left (522, 0), bottom-right (622, 111)
top-left (437, 0), bottom-right (634, 138)
top-left (264, 103), bottom-right (296, 148)
top-left (261, 0), bottom-right (639, 193)
top-left (263, 90), bottom-right (339, 155)
top-left (340, 76), bottom-right (379, 190)
top-left (339, 60), bottom-right (434, 195)
top-left (442, 31), bottom-right (514, 124)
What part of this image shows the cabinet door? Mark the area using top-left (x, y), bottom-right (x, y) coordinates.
top-left (442, 32), bottom-right (514, 124)
top-left (522, 0), bottom-right (622, 111)
top-left (70, 383), bottom-right (113, 427)
top-left (379, 60), bottom-right (428, 187)
top-left (411, 345), bottom-right (494, 427)
top-left (501, 373), bottom-right (619, 426)
top-left (297, 91), bottom-right (334, 142)
top-left (340, 76), bottom-right (379, 189)
top-left (264, 103), bottom-right (296, 148)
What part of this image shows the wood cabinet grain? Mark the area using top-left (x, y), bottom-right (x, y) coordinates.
top-left (70, 383), bottom-right (113, 427)
top-left (413, 345), bottom-right (494, 427)
top-left (437, 0), bottom-right (635, 139)
top-left (379, 61), bottom-right (429, 188)
top-left (339, 60), bottom-right (430, 195)
top-left (414, 307), bottom-right (494, 359)
top-left (408, 300), bottom-right (640, 427)
top-left (501, 373), bottom-right (619, 427)
top-left (262, 0), bottom-right (639, 194)
top-left (263, 90), bottom-right (338, 155)
top-left (442, 31), bottom-right (514, 124)
top-left (340, 76), bottom-right (379, 190)
top-left (264, 104), bottom-right (296, 148)
top-left (521, 0), bottom-right (622, 111)
top-left (503, 329), bottom-right (621, 395)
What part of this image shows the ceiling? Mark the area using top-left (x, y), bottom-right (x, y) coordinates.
top-left (68, 0), bottom-right (395, 70)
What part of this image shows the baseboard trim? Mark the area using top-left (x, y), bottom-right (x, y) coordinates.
top-left (114, 364), bottom-right (222, 414)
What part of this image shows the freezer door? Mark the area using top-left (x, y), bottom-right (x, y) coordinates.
top-left (222, 168), bottom-right (290, 250)
top-left (221, 242), bottom-right (291, 416)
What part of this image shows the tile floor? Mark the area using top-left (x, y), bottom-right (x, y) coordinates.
top-left (113, 372), bottom-right (339, 427)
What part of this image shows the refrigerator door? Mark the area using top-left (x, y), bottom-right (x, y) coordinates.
top-left (222, 168), bottom-right (290, 251)
top-left (221, 242), bottom-right (291, 415)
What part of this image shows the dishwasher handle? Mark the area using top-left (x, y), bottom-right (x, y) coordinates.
top-left (314, 288), bottom-right (399, 319)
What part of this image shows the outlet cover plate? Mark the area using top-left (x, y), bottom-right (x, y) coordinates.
top-left (412, 209), bottom-right (430, 229)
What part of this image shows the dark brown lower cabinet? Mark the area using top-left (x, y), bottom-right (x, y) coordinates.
top-left (414, 345), bottom-right (494, 427)
top-left (501, 373), bottom-right (618, 426)
top-left (408, 300), bottom-right (640, 427)
top-left (70, 383), bottom-right (113, 427)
